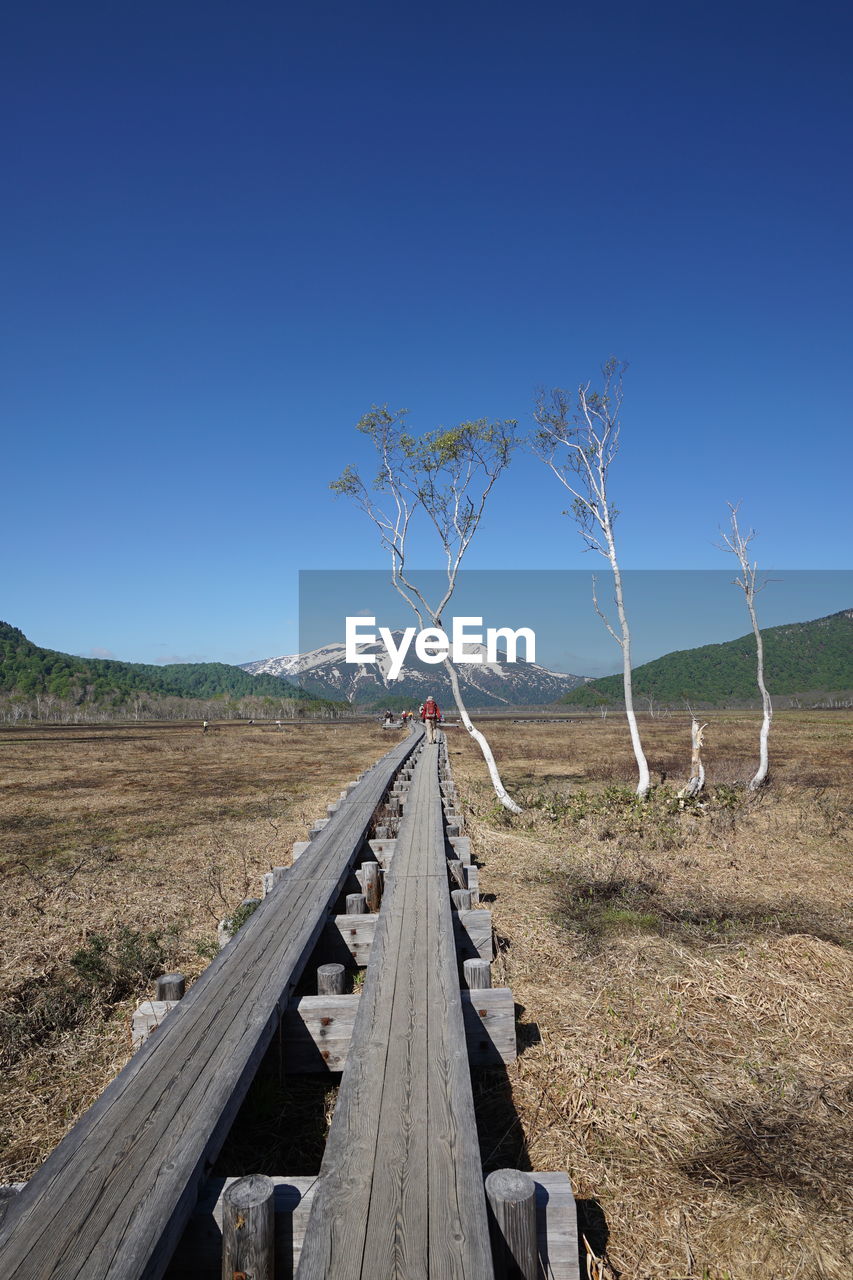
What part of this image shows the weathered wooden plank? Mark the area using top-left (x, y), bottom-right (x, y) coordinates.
top-left (534, 1174), bottom-right (581, 1280)
top-left (326, 907), bottom-right (492, 965)
top-left (282, 988), bottom-right (515, 1071)
top-left (131, 999), bottom-right (180, 1049)
top-left (283, 995), bottom-right (361, 1071)
top-left (360, 804), bottom-right (432, 1276)
top-left (295, 804), bottom-right (414, 1278)
top-left (447, 836), bottom-right (471, 865)
top-left (0, 731), bottom-right (422, 1280)
top-left (460, 988), bottom-right (515, 1064)
top-left (0, 874), bottom-right (333, 1279)
top-left (297, 740), bottom-right (494, 1279)
top-left (453, 907), bottom-right (494, 962)
top-left (425, 779), bottom-right (494, 1278)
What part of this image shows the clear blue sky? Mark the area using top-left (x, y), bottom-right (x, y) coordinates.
top-left (3, 1), bottom-right (851, 669)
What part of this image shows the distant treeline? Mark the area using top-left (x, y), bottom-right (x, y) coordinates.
top-left (0, 622), bottom-right (348, 721)
top-left (563, 610), bottom-right (853, 708)
top-left (0, 692), bottom-right (351, 724)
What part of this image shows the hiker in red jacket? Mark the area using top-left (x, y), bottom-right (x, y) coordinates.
top-left (421, 695), bottom-right (441, 744)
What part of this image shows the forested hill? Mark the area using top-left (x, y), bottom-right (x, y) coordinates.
top-left (562, 610), bottom-right (853, 707)
top-left (0, 622), bottom-right (313, 703)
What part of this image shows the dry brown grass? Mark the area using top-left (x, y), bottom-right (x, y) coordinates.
top-left (3, 713), bottom-right (851, 1278)
top-left (0, 719), bottom-right (398, 1181)
top-left (452, 711), bottom-right (853, 1280)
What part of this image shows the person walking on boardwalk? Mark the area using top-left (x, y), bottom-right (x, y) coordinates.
top-left (421, 694), bottom-right (441, 744)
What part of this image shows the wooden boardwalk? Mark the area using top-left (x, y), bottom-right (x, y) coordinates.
top-left (0, 730), bottom-right (420, 1280)
top-left (296, 738), bottom-right (494, 1279)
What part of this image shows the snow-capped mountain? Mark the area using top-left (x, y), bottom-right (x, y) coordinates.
top-left (241, 634), bottom-right (586, 707)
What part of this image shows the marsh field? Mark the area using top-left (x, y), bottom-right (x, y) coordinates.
top-left (0, 713), bottom-right (851, 1279)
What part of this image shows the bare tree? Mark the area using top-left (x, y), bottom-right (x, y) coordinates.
top-left (678, 715), bottom-right (707, 799)
top-left (332, 405), bottom-right (522, 812)
top-left (533, 358), bottom-right (651, 797)
top-left (719, 502), bottom-right (772, 789)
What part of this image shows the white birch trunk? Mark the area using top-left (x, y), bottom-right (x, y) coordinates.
top-left (720, 504), bottom-right (773, 790)
top-left (606, 530), bottom-right (651, 798)
top-left (441, 656), bottom-right (522, 813)
top-left (747, 596), bottom-right (772, 790)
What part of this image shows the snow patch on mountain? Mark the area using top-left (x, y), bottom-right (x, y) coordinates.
top-left (241, 633), bottom-right (586, 707)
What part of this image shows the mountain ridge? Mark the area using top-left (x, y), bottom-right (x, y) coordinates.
top-left (561, 609), bottom-right (853, 707)
top-left (0, 621), bottom-right (318, 706)
top-left (241, 632), bottom-right (586, 707)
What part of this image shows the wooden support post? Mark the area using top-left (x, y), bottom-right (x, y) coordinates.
top-left (221, 1174), bottom-right (275, 1280)
top-left (445, 860), bottom-right (466, 890)
top-left (463, 958), bottom-right (491, 989)
top-left (361, 861), bottom-right (382, 913)
top-left (485, 1168), bottom-right (539, 1279)
top-left (450, 889), bottom-right (472, 911)
top-left (156, 973), bottom-right (185, 1001)
top-left (346, 893), bottom-right (367, 915)
top-left (317, 963), bottom-right (346, 995)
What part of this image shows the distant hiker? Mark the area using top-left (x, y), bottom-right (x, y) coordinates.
top-left (202, 720), bottom-right (209, 733)
top-left (421, 695), bottom-right (441, 744)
